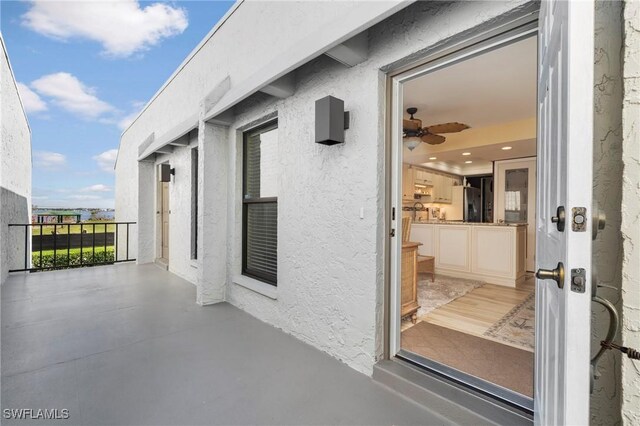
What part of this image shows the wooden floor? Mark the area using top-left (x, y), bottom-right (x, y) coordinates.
top-left (422, 275), bottom-right (535, 341)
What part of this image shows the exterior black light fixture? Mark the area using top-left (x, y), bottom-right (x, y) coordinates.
top-left (315, 95), bottom-right (350, 145)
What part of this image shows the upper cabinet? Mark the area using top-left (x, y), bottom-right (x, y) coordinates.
top-left (402, 164), bottom-right (415, 201)
top-left (403, 164), bottom-right (461, 204)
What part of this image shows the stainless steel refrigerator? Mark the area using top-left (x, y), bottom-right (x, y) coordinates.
top-left (449, 186), bottom-right (482, 222)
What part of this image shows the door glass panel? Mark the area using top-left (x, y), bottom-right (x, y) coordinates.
top-left (504, 168), bottom-right (528, 223)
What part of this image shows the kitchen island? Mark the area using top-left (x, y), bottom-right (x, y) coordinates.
top-left (410, 221), bottom-right (527, 287)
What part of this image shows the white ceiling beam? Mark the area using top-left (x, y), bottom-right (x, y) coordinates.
top-left (325, 31), bottom-right (368, 67)
top-left (259, 73), bottom-right (295, 99)
top-left (155, 145), bottom-right (174, 155)
top-left (169, 134), bottom-right (190, 146)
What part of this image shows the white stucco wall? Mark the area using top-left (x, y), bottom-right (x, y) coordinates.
top-left (153, 131), bottom-right (199, 284)
top-left (621, 1), bottom-right (640, 423)
top-left (118, 0), bottom-right (533, 374)
top-left (591, 1), bottom-right (623, 424)
top-left (0, 35), bottom-right (32, 284)
top-left (115, 0), bottom-right (637, 419)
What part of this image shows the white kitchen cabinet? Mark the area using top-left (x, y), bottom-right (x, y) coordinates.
top-left (435, 225), bottom-right (470, 271)
top-left (402, 164), bottom-right (414, 201)
top-left (409, 224), bottom-right (435, 256)
top-left (410, 222), bottom-right (526, 287)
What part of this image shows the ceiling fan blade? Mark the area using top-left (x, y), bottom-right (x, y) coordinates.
top-left (426, 122), bottom-right (470, 134)
top-left (421, 134), bottom-right (446, 145)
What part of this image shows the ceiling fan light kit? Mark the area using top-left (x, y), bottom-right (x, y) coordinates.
top-left (402, 107), bottom-right (470, 148)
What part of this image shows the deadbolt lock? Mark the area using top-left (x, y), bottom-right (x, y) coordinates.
top-left (536, 262), bottom-right (565, 289)
top-left (572, 207), bottom-right (587, 232)
top-left (551, 206), bottom-right (566, 232)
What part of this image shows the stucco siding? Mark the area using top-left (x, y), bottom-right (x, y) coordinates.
top-left (113, 0), bottom-right (639, 417)
top-left (591, 1), bottom-right (624, 423)
top-left (622, 1), bottom-right (640, 424)
top-left (1, 36), bottom-right (32, 284)
top-left (221, 1), bottom-right (531, 375)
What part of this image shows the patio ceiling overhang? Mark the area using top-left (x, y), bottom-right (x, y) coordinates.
top-left (137, 0), bottom-right (413, 161)
top-left (138, 113), bottom-right (199, 161)
top-left (203, 0), bottom-right (413, 124)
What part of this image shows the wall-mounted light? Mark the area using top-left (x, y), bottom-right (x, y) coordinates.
top-left (315, 96), bottom-right (350, 145)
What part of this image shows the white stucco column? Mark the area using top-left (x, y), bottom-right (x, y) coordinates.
top-left (196, 117), bottom-right (228, 305)
top-left (136, 160), bottom-right (155, 264)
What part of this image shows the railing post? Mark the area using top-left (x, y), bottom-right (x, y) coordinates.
top-left (53, 224), bottom-right (57, 268)
top-left (92, 223), bottom-right (96, 265)
top-left (24, 225), bottom-right (28, 270)
top-left (115, 223), bottom-right (119, 262)
top-left (126, 223), bottom-right (130, 260)
top-left (80, 223), bottom-right (83, 266)
top-left (67, 224), bottom-right (71, 268)
top-left (39, 224), bottom-right (43, 269)
top-left (104, 223), bottom-right (107, 263)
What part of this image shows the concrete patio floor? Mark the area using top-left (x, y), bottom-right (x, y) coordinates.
top-left (1, 263), bottom-right (445, 425)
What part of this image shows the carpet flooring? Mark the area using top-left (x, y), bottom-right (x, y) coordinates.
top-left (401, 321), bottom-right (534, 397)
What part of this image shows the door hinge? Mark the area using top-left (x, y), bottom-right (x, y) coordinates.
top-left (390, 228), bottom-right (395, 238)
top-left (392, 207), bottom-right (396, 221)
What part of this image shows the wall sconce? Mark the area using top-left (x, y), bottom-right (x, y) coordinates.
top-left (159, 164), bottom-right (175, 182)
top-left (315, 96), bottom-right (350, 145)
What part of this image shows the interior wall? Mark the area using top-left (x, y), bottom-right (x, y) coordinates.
top-left (621, 0), bottom-right (640, 423)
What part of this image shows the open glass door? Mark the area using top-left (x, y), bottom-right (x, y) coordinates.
top-left (535, 0), bottom-right (594, 424)
top-left (388, 0), bottom-right (594, 421)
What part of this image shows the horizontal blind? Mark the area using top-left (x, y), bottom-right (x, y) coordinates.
top-left (246, 203), bottom-right (277, 281)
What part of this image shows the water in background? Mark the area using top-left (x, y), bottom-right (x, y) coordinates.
top-left (33, 209), bottom-right (115, 222)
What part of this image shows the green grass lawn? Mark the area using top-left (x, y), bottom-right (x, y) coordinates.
top-left (31, 221), bottom-right (116, 235)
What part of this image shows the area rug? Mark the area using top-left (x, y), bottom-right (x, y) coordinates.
top-left (484, 291), bottom-right (535, 351)
top-left (402, 275), bottom-right (484, 331)
top-left (402, 322), bottom-right (534, 397)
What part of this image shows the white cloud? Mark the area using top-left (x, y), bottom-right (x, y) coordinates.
top-left (80, 184), bottom-right (112, 193)
top-left (33, 151), bottom-right (66, 170)
top-left (93, 149), bottom-right (118, 173)
top-left (31, 72), bottom-right (114, 119)
top-left (22, 0), bottom-right (188, 57)
top-left (17, 82), bottom-right (48, 113)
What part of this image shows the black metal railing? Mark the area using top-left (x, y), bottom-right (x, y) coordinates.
top-left (8, 222), bottom-right (136, 272)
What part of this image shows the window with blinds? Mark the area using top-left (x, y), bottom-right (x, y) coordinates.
top-left (242, 121), bottom-right (278, 285)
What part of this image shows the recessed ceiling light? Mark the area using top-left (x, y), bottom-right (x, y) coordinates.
top-left (462, 152), bottom-right (471, 156)
top-left (429, 157), bottom-right (437, 160)
top-left (501, 146), bottom-right (512, 150)
top-left (465, 160), bottom-right (473, 164)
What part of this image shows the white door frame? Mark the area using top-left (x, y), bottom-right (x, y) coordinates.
top-left (387, 23), bottom-right (538, 412)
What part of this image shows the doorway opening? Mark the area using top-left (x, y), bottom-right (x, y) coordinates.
top-left (391, 33), bottom-right (538, 410)
top-left (157, 164), bottom-right (170, 265)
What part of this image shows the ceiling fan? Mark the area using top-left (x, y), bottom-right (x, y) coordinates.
top-left (403, 107), bottom-right (470, 150)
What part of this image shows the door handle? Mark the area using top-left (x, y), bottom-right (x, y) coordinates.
top-left (536, 262), bottom-right (565, 289)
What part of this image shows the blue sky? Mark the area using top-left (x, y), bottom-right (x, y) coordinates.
top-left (1, 0), bottom-right (234, 209)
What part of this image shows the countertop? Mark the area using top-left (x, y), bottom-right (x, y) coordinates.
top-left (412, 220), bottom-right (526, 227)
